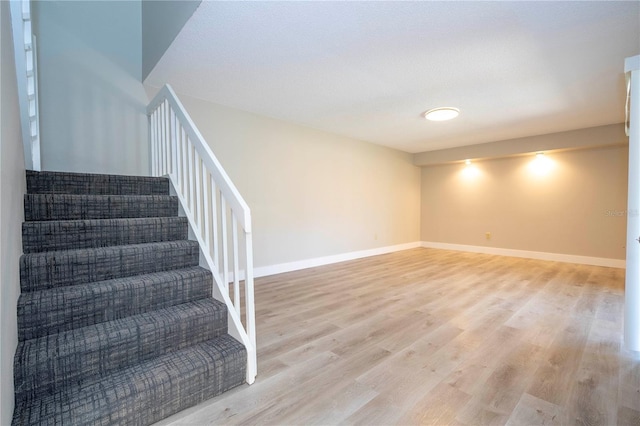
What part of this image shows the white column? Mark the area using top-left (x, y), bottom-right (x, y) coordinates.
top-left (625, 55), bottom-right (640, 352)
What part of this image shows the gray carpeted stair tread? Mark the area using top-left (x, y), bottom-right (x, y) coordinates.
top-left (18, 266), bottom-right (213, 341)
top-left (22, 217), bottom-right (189, 253)
top-left (14, 171), bottom-right (247, 425)
top-left (26, 170), bottom-right (169, 195)
top-left (12, 334), bottom-right (246, 426)
top-left (24, 193), bottom-right (178, 221)
top-left (15, 298), bottom-right (228, 401)
top-left (20, 240), bottom-right (200, 292)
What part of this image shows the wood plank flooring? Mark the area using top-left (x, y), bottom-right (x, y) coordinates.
top-left (158, 248), bottom-right (640, 425)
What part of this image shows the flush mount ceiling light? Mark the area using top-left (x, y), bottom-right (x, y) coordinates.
top-left (423, 107), bottom-right (460, 121)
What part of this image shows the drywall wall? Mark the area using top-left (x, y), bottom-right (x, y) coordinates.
top-left (147, 87), bottom-right (421, 268)
top-left (142, 0), bottom-right (201, 80)
top-left (33, 0), bottom-right (148, 176)
top-left (0, 1), bottom-right (25, 422)
top-left (414, 124), bottom-right (626, 166)
top-left (421, 142), bottom-right (628, 260)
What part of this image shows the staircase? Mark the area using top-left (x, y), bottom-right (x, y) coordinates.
top-left (13, 170), bottom-right (247, 425)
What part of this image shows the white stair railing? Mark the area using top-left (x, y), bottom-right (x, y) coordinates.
top-left (10, 0), bottom-right (41, 171)
top-left (147, 85), bottom-right (256, 384)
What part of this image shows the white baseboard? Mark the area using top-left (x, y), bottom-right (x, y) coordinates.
top-left (254, 241), bottom-right (422, 278)
top-left (250, 240), bottom-right (625, 280)
top-left (420, 241), bottom-right (626, 269)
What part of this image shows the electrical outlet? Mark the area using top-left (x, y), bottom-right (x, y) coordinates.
top-left (485, 232), bottom-right (491, 240)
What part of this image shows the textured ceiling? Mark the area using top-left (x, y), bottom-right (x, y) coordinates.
top-left (145, 1), bottom-right (640, 153)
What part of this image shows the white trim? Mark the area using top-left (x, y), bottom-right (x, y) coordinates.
top-left (254, 242), bottom-right (422, 278)
top-left (251, 240), bottom-right (625, 280)
top-left (10, 0), bottom-right (40, 171)
top-left (624, 55), bottom-right (640, 350)
top-left (624, 55), bottom-right (640, 73)
top-left (421, 241), bottom-right (625, 269)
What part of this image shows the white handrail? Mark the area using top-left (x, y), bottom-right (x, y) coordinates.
top-left (147, 85), bottom-right (257, 384)
top-left (10, 0), bottom-right (40, 171)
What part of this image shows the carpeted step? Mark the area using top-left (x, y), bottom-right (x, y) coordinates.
top-left (22, 217), bottom-right (189, 253)
top-left (14, 170), bottom-right (248, 426)
top-left (17, 267), bottom-right (213, 341)
top-left (12, 334), bottom-right (246, 426)
top-left (24, 193), bottom-right (178, 221)
top-left (20, 240), bottom-right (200, 292)
top-left (26, 170), bottom-right (169, 195)
top-left (14, 298), bottom-right (229, 402)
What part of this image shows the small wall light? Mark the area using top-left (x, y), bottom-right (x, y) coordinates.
top-left (530, 152), bottom-right (554, 176)
top-left (461, 160), bottom-right (480, 179)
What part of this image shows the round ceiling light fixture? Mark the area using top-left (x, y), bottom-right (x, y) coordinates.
top-left (423, 107), bottom-right (460, 121)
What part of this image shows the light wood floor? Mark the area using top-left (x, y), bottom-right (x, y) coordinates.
top-left (158, 248), bottom-right (640, 425)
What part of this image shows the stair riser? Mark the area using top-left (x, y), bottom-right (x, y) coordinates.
top-left (27, 170), bottom-right (169, 195)
top-left (22, 217), bottom-right (189, 253)
top-left (24, 194), bottom-right (178, 221)
top-left (18, 267), bottom-right (213, 341)
top-left (12, 336), bottom-right (246, 426)
top-left (15, 300), bottom-right (228, 401)
top-left (20, 241), bottom-right (200, 292)
top-left (15, 171), bottom-right (246, 426)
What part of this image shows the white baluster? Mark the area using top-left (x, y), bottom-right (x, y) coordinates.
top-left (203, 171), bottom-right (211, 250)
top-left (164, 101), bottom-right (170, 174)
top-left (181, 129), bottom-right (188, 195)
top-left (188, 142), bottom-right (195, 211)
top-left (221, 197), bottom-right (229, 291)
top-left (159, 102), bottom-right (165, 175)
top-left (232, 215), bottom-right (240, 316)
top-left (211, 176), bottom-right (220, 270)
top-left (150, 111), bottom-right (157, 176)
top-left (195, 152), bottom-right (203, 230)
top-left (170, 109), bottom-right (178, 178)
top-left (175, 122), bottom-right (183, 191)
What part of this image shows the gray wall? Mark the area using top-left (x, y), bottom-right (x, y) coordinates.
top-left (0, 1), bottom-right (26, 423)
top-left (34, 0), bottom-right (149, 175)
top-left (147, 87), bottom-right (422, 268)
top-left (142, 0), bottom-right (201, 80)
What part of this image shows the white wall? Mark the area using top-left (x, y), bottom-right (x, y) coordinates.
top-left (34, 0), bottom-right (148, 176)
top-left (0, 1), bottom-right (26, 423)
top-left (414, 124), bottom-right (626, 166)
top-left (149, 88), bottom-right (421, 268)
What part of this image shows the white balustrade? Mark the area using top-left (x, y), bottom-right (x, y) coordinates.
top-left (147, 85), bottom-right (257, 384)
top-left (10, 0), bottom-right (40, 171)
